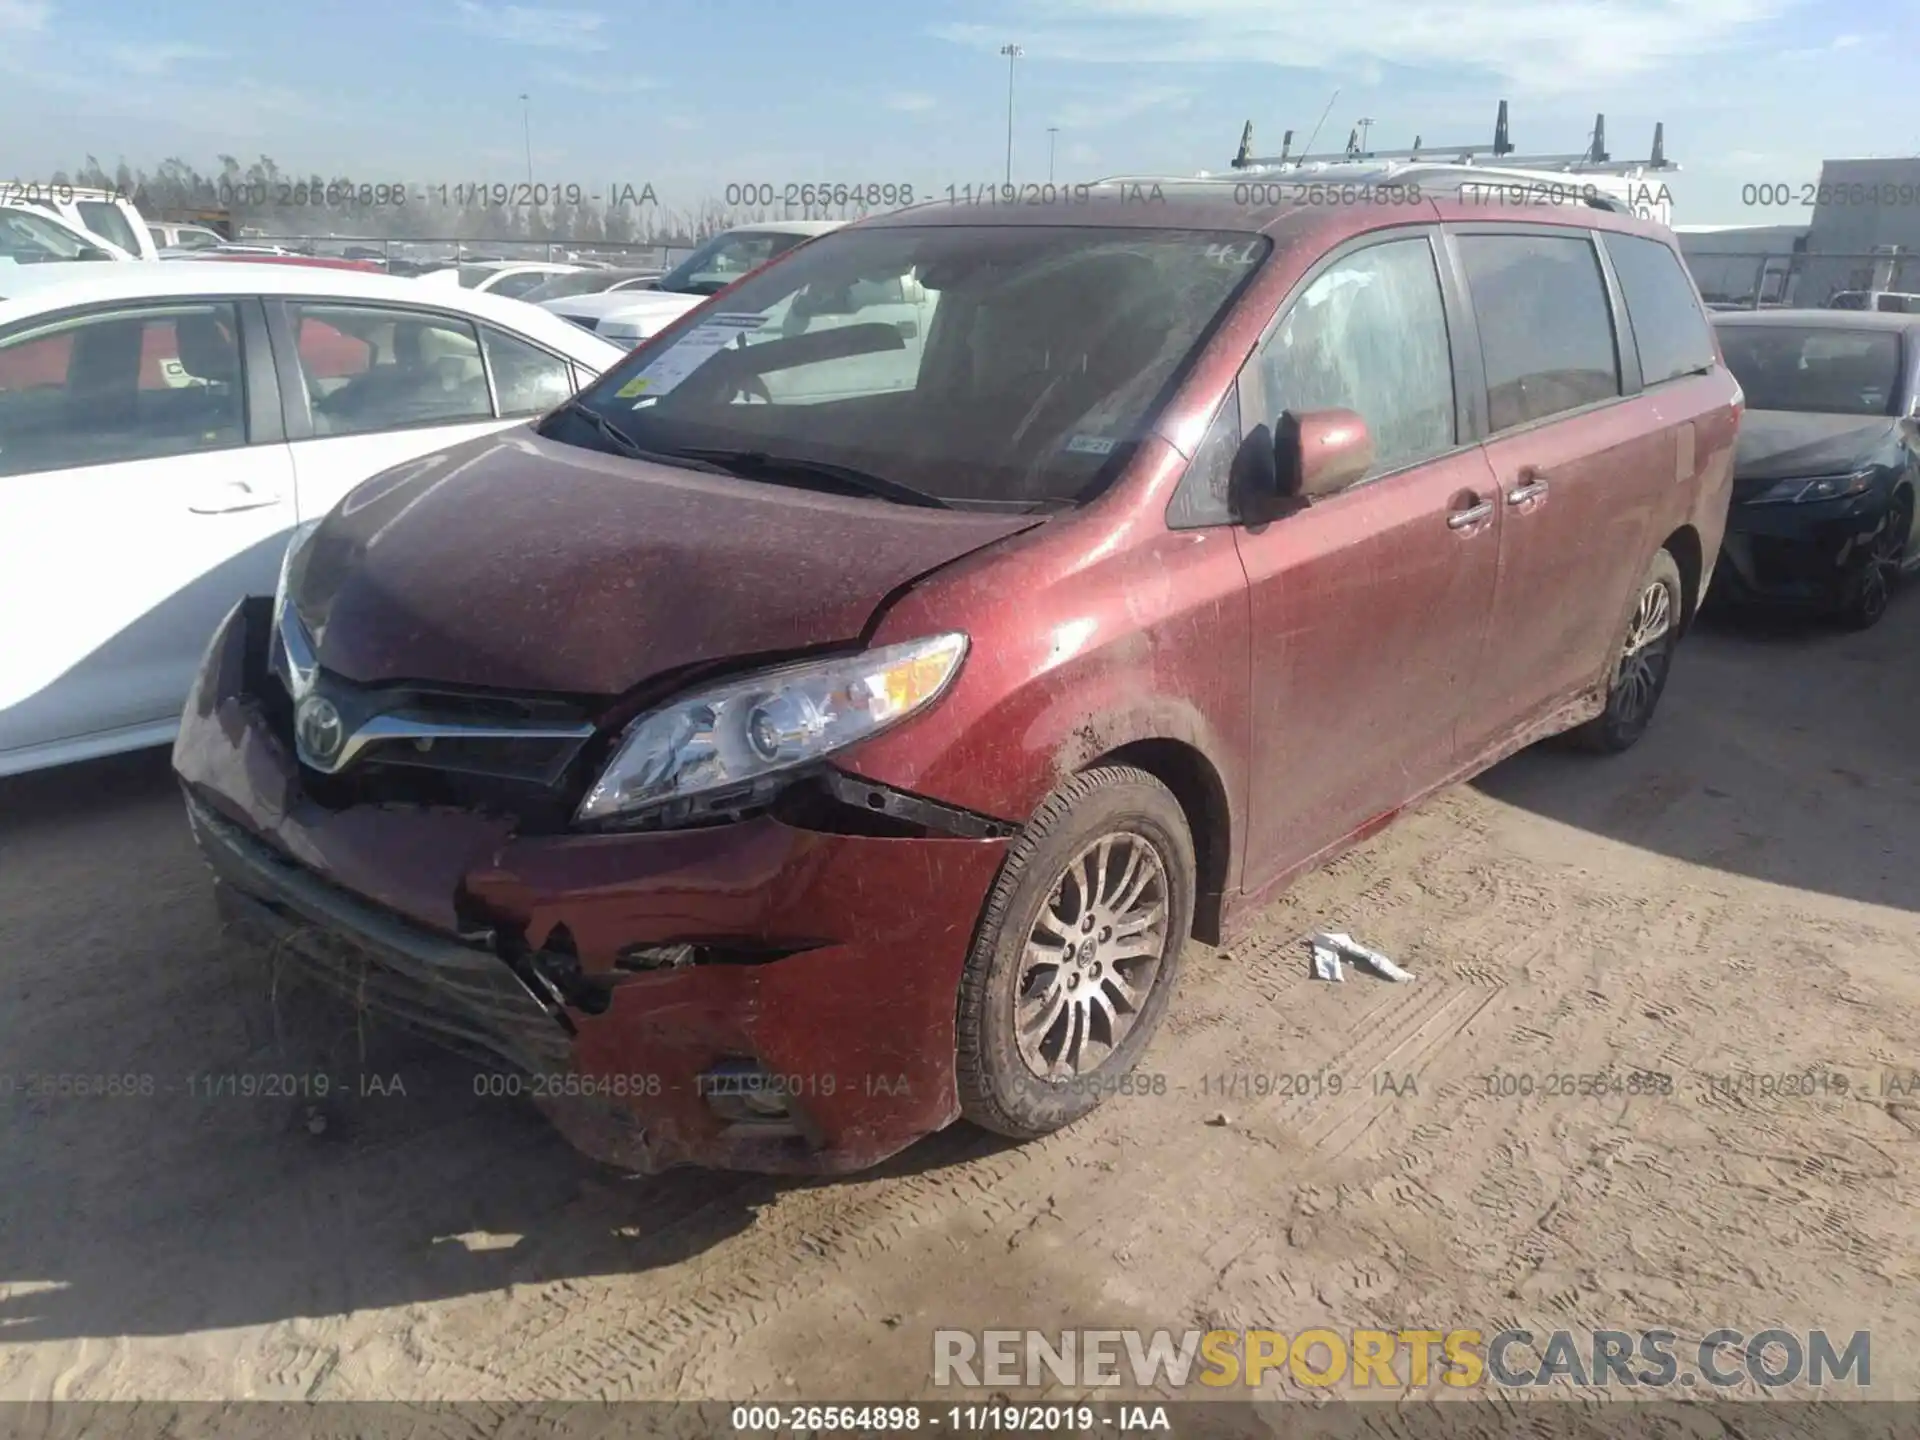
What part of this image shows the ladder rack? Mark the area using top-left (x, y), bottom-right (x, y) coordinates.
top-left (1230, 101), bottom-right (1675, 176)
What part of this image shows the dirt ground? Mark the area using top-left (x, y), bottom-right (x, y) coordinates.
top-left (2, 594), bottom-right (1917, 1407)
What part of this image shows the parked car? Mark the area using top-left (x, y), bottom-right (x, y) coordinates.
top-left (1710, 310), bottom-right (1920, 628)
top-left (167, 253), bottom-right (385, 274)
top-left (172, 188), bottom-right (1738, 1175)
top-left (520, 267), bottom-right (666, 305)
top-left (149, 222), bottom-right (228, 252)
top-left (416, 261), bottom-right (584, 299)
top-left (547, 221), bottom-right (842, 345)
top-left (1, 204), bottom-right (130, 264)
top-left (0, 261), bottom-right (625, 776)
top-left (1828, 290), bottom-right (1920, 315)
top-left (12, 186), bottom-right (159, 259)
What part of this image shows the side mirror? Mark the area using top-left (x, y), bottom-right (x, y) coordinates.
top-left (1278, 407), bottom-right (1374, 499)
top-left (77, 245), bottom-right (114, 262)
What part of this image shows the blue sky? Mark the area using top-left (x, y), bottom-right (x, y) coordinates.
top-left (1, 0), bottom-right (1913, 223)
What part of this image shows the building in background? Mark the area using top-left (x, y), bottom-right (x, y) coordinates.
top-left (1684, 158), bottom-right (1920, 309)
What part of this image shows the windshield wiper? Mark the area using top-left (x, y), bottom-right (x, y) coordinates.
top-left (546, 399), bottom-right (734, 475)
top-left (670, 447), bottom-right (955, 509)
top-left (549, 397), bottom-right (643, 455)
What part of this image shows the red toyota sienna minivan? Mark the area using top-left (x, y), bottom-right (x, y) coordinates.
top-left (174, 184), bottom-right (1741, 1174)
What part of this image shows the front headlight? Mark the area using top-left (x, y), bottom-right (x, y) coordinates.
top-left (575, 633), bottom-right (968, 828)
top-left (1747, 469), bottom-right (1877, 505)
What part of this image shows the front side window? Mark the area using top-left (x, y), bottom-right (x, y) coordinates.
top-left (1715, 326), bottom-right (1903, 416)
top-left (1457, 232), bottom-right (1621, 432)
top-left (551, 225), bottom-right (1269, 510)
top-left (0, 302), bottom-right (245, 476)
top-left (1605, 233), bottom-right (1716, 386)
top-left (1257, 235), bottom-right (1456, 482)
top-left (287, 303), bottom-right (491, 436)
top-left (482, 326), bottom-right (574, 415)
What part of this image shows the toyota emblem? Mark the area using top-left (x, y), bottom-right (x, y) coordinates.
top-left (295, 695), bottom-right (345, 765)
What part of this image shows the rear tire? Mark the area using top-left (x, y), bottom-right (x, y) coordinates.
top-left (1571, 550), bottom-right (1684, 755)
top-left (955, 766), bottom-right (1193, 1141)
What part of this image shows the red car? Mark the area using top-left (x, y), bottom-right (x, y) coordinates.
top-left (175, 185), bottom-right (1739, 1174)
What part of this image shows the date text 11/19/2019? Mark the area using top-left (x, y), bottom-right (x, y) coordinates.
top-left (722, 182), bottom-right (1171, 210)
top-left (728, 1404), bottom-right (1173, 1432)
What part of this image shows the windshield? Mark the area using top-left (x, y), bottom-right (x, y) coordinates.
top-left (552, 224), bottom-right (1269, 509)
top-left (656, 231), bottom-right (811, 296)
top-left (0, 207), bottom-right (96, 261)
top-left (1716, 325), bottom-right (1904, 416)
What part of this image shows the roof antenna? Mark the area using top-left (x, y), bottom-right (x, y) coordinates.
top-left (1344, 126), bottom-right (1361, 159)
top-left (1650, 121), bottom-right (1666, 168)
top-left (1589, 113), bottom-right (1608, 163)
top-left (1493, 99), bottom-right (1511, 156)
top-left (1279, 128), bottom-right (1294, 163)
top-left (1410, 133), bottom-right (1423, 158)
top-left (1298, 88), bottom-right (1341, 164)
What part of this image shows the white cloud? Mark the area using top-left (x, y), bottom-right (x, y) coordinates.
top-left (930, 0), bottom-right (1790, 90)
top-left (0, 0), bottom-right (49, 30)
top-left (884, 91), bottom-right (937, 112)
top-left (1066, 140), bottom-right (1100, 164)
top-left (453, 1), bottom-right (608, 52)
top-left (111, 42), bottom-right (223, 75)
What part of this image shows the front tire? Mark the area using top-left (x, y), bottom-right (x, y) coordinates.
top-left (956, 766), bottom-right (1194, 1140)
top-left (1571, 549), bottom-right (1683, 755)
top-left (1835, 490), bottom-right (1910, 631)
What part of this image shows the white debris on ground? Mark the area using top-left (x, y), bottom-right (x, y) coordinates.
top-left (1308, 931), bottom-right (1416, 983)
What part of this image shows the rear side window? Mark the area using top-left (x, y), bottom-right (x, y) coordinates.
top-left (1605, 233), bottom-right (1715, 386)
top-left (482, 326), bottom-right (574, 415)
top-left (287, 302), bottom-right (492, 436)
top-left (1457, 233), bottom-right (1620, 432)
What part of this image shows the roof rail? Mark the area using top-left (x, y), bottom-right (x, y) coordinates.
top-left (1230, 101), bottom-right (1674, 177)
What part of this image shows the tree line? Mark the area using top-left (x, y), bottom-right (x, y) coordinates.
top-left (46, 154), bottom-right (866, 246)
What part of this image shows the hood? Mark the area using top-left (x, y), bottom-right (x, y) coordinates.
top-left (589, 291), bottom-right (705, 337)
top-left (542, 289), bottom-right (683, 322)
top-left (293, 430), bottom-right (1043, 697)
top-left (1733, 411), bottom-right (1902, 490)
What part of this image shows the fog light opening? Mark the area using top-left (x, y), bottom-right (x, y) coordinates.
top-left (700, 1060), bottom-right (794, 1125)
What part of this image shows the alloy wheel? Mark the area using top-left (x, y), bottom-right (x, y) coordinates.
top-left (1855, 506), bottom-right (1908, 625)
top-left (1015, 832), bottom-right (1170, 1079)
top-left (1614, 580), bottom-right (1674, 726)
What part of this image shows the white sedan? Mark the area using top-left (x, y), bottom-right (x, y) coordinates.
top-left (544, 221), bottom-right (844, 345)
top-left (0, 261), bottom-right (624, 776)
top-left (415, 260), bottom-right (584, 299)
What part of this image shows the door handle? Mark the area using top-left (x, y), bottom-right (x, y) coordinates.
top-left (189, 480), bottom-right (282, 515)
top-left (1447, 499), bottom-right (1494, 529)
top-left (1507, 470), bottom-right (1550, 505)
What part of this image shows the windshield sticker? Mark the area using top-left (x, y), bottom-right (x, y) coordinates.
top-left (623, 313), bottom-right (768, 401)
top-left (1065, 434), bottom-right (1116, 455)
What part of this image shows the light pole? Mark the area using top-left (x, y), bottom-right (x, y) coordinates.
top-left (1356, 116), bottom-right (1375, 155)
top-left (1047, 126), bottom-right (1059, 183)
top-left (1000, 44), bottom-right (1023, 186)
top-left (520, 94), bottom-right (533, 183)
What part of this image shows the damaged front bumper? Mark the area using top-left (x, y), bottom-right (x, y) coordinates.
top-left (1715, 490), bottom-right (1895, 610)
top-left (174, 598), bottom-right (1012, 1174)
